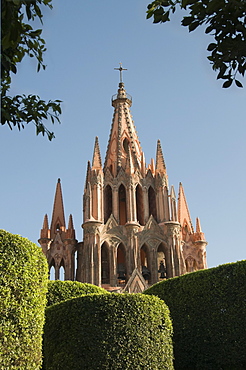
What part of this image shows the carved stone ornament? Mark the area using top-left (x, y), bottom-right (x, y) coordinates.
top-left (166, 223), bottom-right (181, 238)
top-left (83, 225), bottom-right (100, 235)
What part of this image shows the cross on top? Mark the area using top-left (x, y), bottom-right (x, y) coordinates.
top-left (114, 63), bottom-right (127, 83)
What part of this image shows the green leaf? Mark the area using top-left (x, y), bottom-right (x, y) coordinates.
top-left (207, 43), bottom-right (217, 51)
top-left (182, 16), bottom-right (194, 26)
top-left (188, 21), bottom-right (200, 32)
top-left (222, 79), bottom-right (233, 88)
top-left (235, 80), bottom-right (243, 88)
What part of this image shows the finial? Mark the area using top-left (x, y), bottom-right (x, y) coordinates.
top-left (114, 62), bottom-right (127, 83)
top-left (58, 178), bottom-right (61, 183)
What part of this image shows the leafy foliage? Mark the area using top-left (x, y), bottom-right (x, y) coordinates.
top-left (147, 0), bottom-right (246, 88)
top-left (1, 0), bottom-right (61, 140)
top-left (46, 280), bottom-right (109, 307)
top-left (144, 260), bottom-right (246, 369)
top-left (0, 230), bottom-right (48, 369)
top-left (43, 294), bottom-right (174, 370)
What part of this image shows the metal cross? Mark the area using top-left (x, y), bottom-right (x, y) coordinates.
top-left (114, 63), bottom-right (127, 83)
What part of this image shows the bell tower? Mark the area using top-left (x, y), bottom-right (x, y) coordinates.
top-left (76, 66), bottom-right (207, 290)
top-left (39, 179), bottom-right (77, 280)
top-left (40, 66), bottom-right (208, 291)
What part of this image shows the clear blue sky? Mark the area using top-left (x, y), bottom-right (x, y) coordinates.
top-left (1, 0), bottom-right (245, 269)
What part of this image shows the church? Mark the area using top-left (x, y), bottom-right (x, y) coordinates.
top-left (39, 68), bottom-right (207, 292)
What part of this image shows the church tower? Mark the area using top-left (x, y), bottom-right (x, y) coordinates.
top-left (76, 68), bottom-right (207, 291)
top-left (39, 67), bottom-right (207, 291)
top-left (39, 179), bottom-right (77, 280)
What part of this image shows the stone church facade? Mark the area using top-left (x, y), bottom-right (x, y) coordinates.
top-left (39, 78), bottom-right (207, 292)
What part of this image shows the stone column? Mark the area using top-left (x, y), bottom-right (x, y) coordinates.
top-left (165, 221), bottom-right (181, 277)
top-left (143, 186), bottom-right (149, 223)
top-left (112, 185), bottom-right (119, 222)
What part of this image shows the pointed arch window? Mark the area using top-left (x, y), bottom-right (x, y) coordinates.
top-left (104, 185), bottom-right (113, 223)
top-left (117, 243), bottom-right (126, 284)
top-left (119, 184), bottom-right (127, 225)
top-left (136, 184), bottom-right (144, 225)
top-left (101, 242), bottom-right (110, 284)
top-left (140, 244), bottom-right (151, 282)
top-left (123, 138), bottom-right (129, 153)
top-left (59, 259), bottom-right (65, 281)
top-left (157, 244), bottom-right (167, 280)
top-left (148, 186), bottom-right (157, 221)
top-left (49, 260), bottom-right (55, 280)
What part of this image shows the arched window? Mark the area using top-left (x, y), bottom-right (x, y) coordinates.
top-left (148, 186), bottom-right (157, 221)
top-left (157, 244), bottom-right (167, 280)
top-left (104, 185), bottom-right (113, 223)
top-left (123, 138), bottom-right (129, 153)
top-left (140, 244), bottom-right (151, 282)
top-left (136, 184), bottom-right (144, 225)
top-left (117, 243), bottom-right (126, 283)
top-left (101, 242), bottom-right (110, 284)
top-left (118, 184), bottom-right (127, 225)
top-left (49, 261), bottom-right (55, 280)
top-left (59, 259), bottom-right (65, 281)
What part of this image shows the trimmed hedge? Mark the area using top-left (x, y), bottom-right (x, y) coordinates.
top-left (0, 230), bottom-right (48, 370)
top-left (144, 260), bottom-right (246, 370)
top-left (47, 280), bottom-right (109, 306)
top-left (43, 294), bottom-right (174, 370)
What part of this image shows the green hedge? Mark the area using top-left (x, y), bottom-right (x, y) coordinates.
top-left (144, 260), bottom-right (246, 370)
top-left (47, 280), bottom-right (109, 306)
top-left (43, 294), bottom-right (174, 370)
top-left (0, 230), bottom-right (48, 370)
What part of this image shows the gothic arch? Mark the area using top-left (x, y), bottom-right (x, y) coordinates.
top-left (140, 243), bottom-right (151, 282)
top-left (104, 184), bottom-right (113, 223)
top-left (122, 137), bottom-right (129, 153)
top-left (101, 242), bottom-right (110, 284)
top-left (136, 184), bottom-right (144, 225)
top-left (148, 185), bottom-right (157, 221)
top-left (157, 243), bottom-right (167, 280)
top-left (118, 184), bottom-right (127, 225)
top-left (49, 258), bottom-right (55, 280)
top-left (59, 258), bottom-right (65, 280)
top-left (117, 243), bottom-right (127, 283)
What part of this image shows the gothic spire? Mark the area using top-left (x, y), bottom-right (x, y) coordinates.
top-left (66, 214), bottom-right (76, 239)
top-left (40, 214), bottom-right (50, 239)
top-left (196, 217), bottom-right (202, 233)
top-left (156, 139), bottom-right (166, 174)
top-left (50, 178), bottom-right (66, 238)
top-left (104, 77), bottom-right (143, 177)
top-left (178, 182), bottom-right (194, 232)
top-left (170, 185), bottom-right (177, 222)
top-left (92, 136), bottom-right (102, 171)
top-left (42, 213), bottom-right (49, 230)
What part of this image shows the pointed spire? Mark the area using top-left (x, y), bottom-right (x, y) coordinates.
top-left (68, 214), bottom-right (74, 230)
top-left (42, 214), bottom-right (49, 229)
top-left (40, 214), bottom-right (50, 239)
top-left (104, 81), bottom-right (143, 176)
top-left (50, 178), bottom-right (66, 238)
top-left (92, 136), bottom-right (102, 170)
top-left (66, 214), bottom-right (76, 239)
top-left (195, 217), bottom-right (206, 241)
top-left (150, 158), bottom-right (155, 174)
top-left (141, 152), bottom-right (146, 176)
top-left (156, 140), bottom-right (166, 174)
top-left (196, 217), bottom-right (202, 233)
top-left (84, 160), bottom-right (91, 192)
top-left (178, 182), bottom-right (194, 232)
top-left (170, 186), bottom-right (177, 222)
top-left (170, 185), bottom-right (176, 199)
